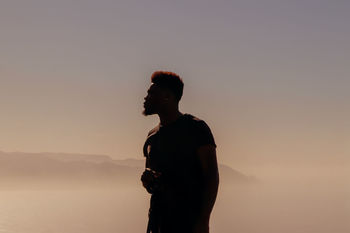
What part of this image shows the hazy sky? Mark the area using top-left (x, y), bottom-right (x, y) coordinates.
top-left (1, 0), bottom-right (349, 175)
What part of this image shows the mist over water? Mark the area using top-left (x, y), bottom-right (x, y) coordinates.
top-left (214, 179), bottom-right (349, 233)
top-left (0, 172), bottom-right (348, 233)
top-left (0, 187), bottom-right (148, 233)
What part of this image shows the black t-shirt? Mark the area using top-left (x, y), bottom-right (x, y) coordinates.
top-left (143, 113), bottom-right (216, 231)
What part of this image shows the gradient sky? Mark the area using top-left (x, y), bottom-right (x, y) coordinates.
top-left (1, 0), bottom-right (349, 176)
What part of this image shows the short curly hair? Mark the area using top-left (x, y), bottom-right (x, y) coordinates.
top-left (151, 71), bottom-right (184, 102)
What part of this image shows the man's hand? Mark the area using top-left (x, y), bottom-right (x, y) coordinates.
top-left (141, 168), bottom-right (162, 194)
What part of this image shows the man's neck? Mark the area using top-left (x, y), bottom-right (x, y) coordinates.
top-left (158, 110), bottom-right (183, 127)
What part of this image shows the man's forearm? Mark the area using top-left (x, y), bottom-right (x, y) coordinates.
top-left (195, 145), bottom-right (219, 232)
top-left (200, 170), bottom-right (219, 223)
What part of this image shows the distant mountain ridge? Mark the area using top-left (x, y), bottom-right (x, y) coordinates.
top-left (0, 151), bottom-right (257, 187)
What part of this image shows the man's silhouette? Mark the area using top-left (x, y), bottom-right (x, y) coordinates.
top-left (141, 71), bottom-right (219, 233)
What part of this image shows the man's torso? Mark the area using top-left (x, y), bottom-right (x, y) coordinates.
top-left (143, 113), bottom-right (216, 232)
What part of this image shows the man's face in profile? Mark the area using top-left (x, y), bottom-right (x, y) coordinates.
top-left (143, 84), bottom-right (166, 116)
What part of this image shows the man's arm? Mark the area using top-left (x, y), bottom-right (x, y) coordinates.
top-left (195, 144), bottom-right (219, 231)
top-left (141, 159), bottom-right (153, 193)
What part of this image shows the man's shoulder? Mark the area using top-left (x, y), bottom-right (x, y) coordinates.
top-left (183, 113), bottom-right (216, 148)
top-left (147, 124), bottom-right (160, 137)
top-left (183, 113), bottom-right (210, 129)
top-left (145, 114), bottom-right (212, 136)
top-left (184, 113), bottom-right (200, 121)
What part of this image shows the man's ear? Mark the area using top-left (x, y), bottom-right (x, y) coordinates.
top-left (163, 89), bottom-right (174, 101)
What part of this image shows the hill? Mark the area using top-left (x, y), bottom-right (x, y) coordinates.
top-left (0, 151), bottom-right (257, 188)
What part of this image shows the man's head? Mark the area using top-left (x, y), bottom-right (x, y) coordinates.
top-left (143, 71), bottom-right (184, 116)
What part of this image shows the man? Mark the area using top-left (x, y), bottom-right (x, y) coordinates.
top-left (141, 71), bottom-right (219, 233)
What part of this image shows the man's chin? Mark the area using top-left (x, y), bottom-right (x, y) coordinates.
top-left (142, 109), bottom-right (155, 116)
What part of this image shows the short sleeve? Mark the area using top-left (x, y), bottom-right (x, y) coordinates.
top-left (192, 120), bottom-right (217, 148)
top-left (143, 125), bottom-right (160, 158)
